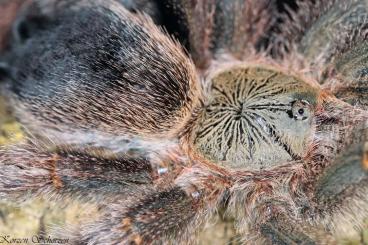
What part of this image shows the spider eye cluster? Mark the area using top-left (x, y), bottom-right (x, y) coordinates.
top-left (191, 66), bottom-right (320, 170)
top-left (291, 100), bottom-right (311, 121)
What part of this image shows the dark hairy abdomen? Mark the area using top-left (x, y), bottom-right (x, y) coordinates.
top-left (4, 0), bottom-right (199, 139)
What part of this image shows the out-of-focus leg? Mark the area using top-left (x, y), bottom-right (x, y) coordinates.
top-left (0, 142), bottom-right (155, 202)
top-left (66, 164), bottom-right (230, 244)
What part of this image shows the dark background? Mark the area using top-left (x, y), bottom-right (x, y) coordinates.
top-left (155, 0), bottom-right (300, 51)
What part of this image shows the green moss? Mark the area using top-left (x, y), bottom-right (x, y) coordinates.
top-left (0, 97), bottom-right (24, 145)
top-left (0, 199), bottom-right (99, 241)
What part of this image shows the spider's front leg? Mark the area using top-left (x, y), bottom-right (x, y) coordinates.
top-left (258, 109), bottom-right (368, 244)
top-left (228, 166), bottom-right (318, 245)
top-left (312, 125), bottom-right (368, 237)
top-left (71, 162), bottom-right (231, 244)
top-left (229, 167), bottom-right (338, 245)
top-left (225, 98), bottom-right (368, 244)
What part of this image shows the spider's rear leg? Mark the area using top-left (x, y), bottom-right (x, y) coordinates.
top-left (77, 187), bottom-right (201, 244)
top-left (71, 164), bottom-right (230, 244)
top-left (0, 142), bottom-right (159, 202)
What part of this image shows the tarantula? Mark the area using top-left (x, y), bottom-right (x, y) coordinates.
top-left (0, 0), bottom-right (367, 244)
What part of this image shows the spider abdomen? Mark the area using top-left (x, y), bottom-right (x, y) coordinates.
top-left (2, 0), bottom-right (201, 149)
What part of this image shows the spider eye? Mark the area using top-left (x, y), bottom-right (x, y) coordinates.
top-left (292, 100), bottom-right (311, 121)
top-left (191, 66), bottom-right (320, 170)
